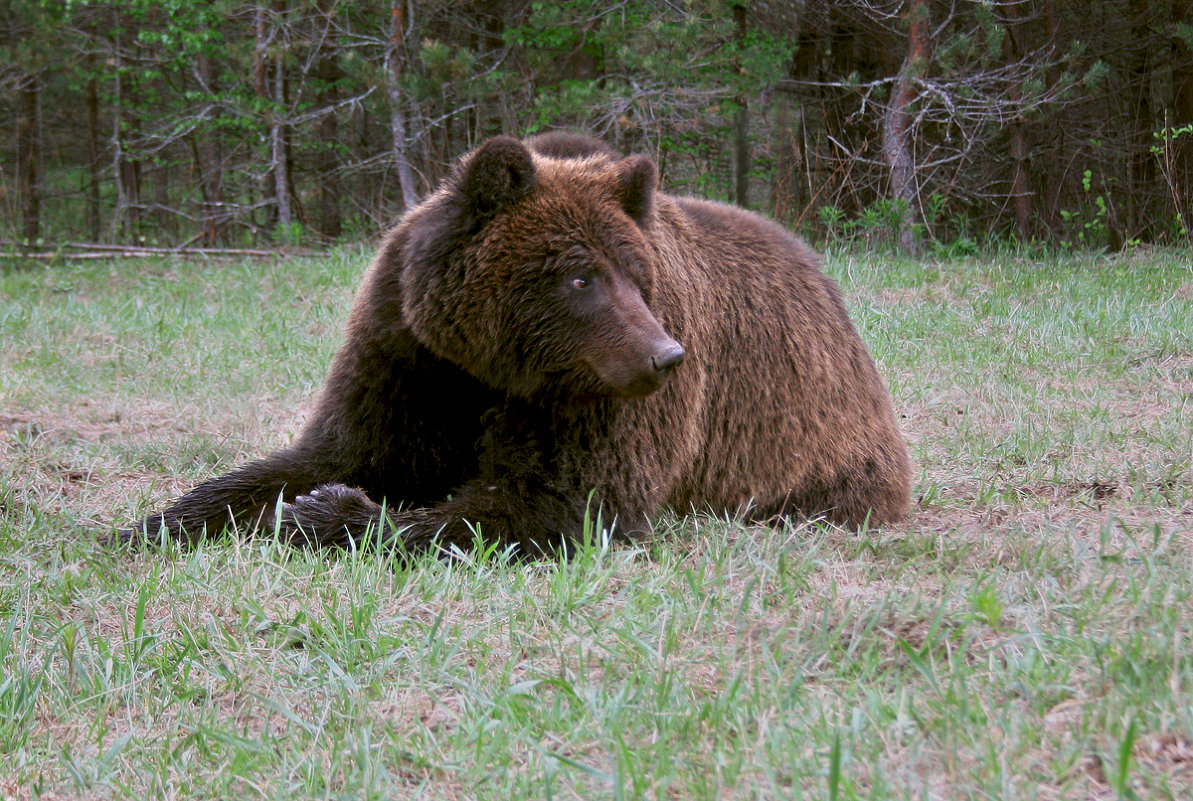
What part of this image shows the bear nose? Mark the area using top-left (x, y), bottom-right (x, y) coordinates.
top-left (650, 343), bottom-right (686, 374)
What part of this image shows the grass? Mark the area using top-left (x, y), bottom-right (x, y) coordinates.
top-left (1, 246), bottom-right (1191, 800)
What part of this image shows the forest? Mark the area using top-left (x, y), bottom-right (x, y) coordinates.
top-left (3, 0), bottom-right (1192, 253)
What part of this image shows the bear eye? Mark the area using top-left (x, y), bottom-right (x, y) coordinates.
top-left (570, 276), bottom-right (591, 290)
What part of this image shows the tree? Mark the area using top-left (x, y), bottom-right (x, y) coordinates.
top-left (2, 0), bottom-right (1191, 249)
top-left (3, 1), bottom-right (51, 243)
top-left (387, 0), bottom-right (419, 212)
top-left (732, 1), bottom-right (751, 208)
top-left (16, 68), bottom-right (40, 242)
top-left (882, 0), bottom-right (930, 254)
top-left (313, 0), bottom-right (342, 239)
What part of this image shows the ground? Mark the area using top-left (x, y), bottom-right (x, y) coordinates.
top-left (0, 247), bottom-right (1190, 799)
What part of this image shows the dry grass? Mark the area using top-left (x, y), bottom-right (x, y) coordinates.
top-left (1, 247), bottom-right (1191, 799)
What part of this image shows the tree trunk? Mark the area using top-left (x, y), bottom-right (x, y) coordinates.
top-left (1008, 118), bottom-right (1032, 240)
top-left (272, 39), bottom-right (292, 233)
top-left (1004, 0), bottom-right (1033, 241)
top-left (109, 7), bottom-right (128, 242)
top-left (732, 2), bottom-right (750, 208)
top-left (882, 0), bottom-right (930, 255)
top-left (193, 48), bottom-right (225, 245)
top-left (771, 96), bottom-right (794, 221)
top-left (86, 63), bottom-right (101, 241)
top-left (1173, 0), bottom-right (1193, 126)
top-left (109, 8), bottom-right (142, 243)
top-left (123, 110), bottom-right (143, 238)
top-left (154, 158), bottom-right (171, 239)
top-left (315, 0), bottom-right (342, 240)
top-left (255, 3), bottom-right (277, 232)
top-left (17, 73), bottom-right (41, 243)
top-left (1128, 0), bottom-right (1156, 240)
top-left (388, 0), bottom-right (420, 212)
top-left (1171, 0), bottom-right (1193, 239)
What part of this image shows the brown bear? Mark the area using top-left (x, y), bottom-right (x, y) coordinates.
top-left (121, 133), bottom-right (911, 554)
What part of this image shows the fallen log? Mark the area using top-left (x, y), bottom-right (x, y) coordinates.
top-left (0, 241), bottom-right (319, 259)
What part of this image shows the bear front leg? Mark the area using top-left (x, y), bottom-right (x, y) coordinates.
top-left (270, 484), bottom-right (463, 554)
top-left (275, 480), bottom-right (627, 559)
top-left (389, 480), bottom-right (636, 558)
top-left (120, 448), bottom-right (325, 546)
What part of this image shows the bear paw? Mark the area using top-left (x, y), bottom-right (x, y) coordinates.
top-left (274, 483), bottom-right (387, 549)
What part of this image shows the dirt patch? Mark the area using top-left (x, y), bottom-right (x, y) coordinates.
top-left (0, 401), bottom-right (185, 446)
top-left (1138, 732), bottom-right (1193, 779)
top-left (1, 395), bottom-right (310, 531)
top-left (1016, 479), bottom-right (1121, 503)
top-left (867, 282), bottom-right (968, 309)
top-left (872, 288), bottom-right (923, 307)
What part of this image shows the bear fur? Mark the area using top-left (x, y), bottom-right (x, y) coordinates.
top-left (122, 133), bottom-right (911, 554)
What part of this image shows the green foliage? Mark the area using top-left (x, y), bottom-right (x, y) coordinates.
top-left (729, 28), bottom-right (797, 90)
top-left (418, 39), bottom-right (477, 86)
top-left (815, 198), bottom-right (924, 253)
top-left (131, 0), bottom-right (230, 65)
top-left (272, 220), bottom-right (304, 247)
top-left (1173, 21), bottom-right (1193, 51)
top-left (4, 0), bottom-right (1191, 248)
top-left (1151, 122), bottom-right (1193, 154)
top-left (975, 2), bottom-right (1004, 59)
top-left (1059, 169), bottom-right (1111, 249)
top-left (1151, 122), bottom-right (1193, 241)
top-left (504, 0), bottom-right (795, 202)
top-left (1082, 59), bottom-right (1112, 91)
top-left (814, 192), bottom-right (1001, 258)
top-left (968, 580), bottom-right (1003, 629)
top-left (818, 204), bottom-right (848, 238)
top-left (935, 30), bottom-right (976, 72)
top-left (1112, 716), bottom-right (1140, 800)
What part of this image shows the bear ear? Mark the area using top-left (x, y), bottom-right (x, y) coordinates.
top-left (460, 136), bottom-right (536, 221)
top-left (617, 155), bottom-right (657, 225)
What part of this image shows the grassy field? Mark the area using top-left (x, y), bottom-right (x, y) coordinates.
top-left (1, 247), bottom-right (1191, 800)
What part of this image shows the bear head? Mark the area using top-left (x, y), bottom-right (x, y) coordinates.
top-left (398, 135), bottom-right (685, 400)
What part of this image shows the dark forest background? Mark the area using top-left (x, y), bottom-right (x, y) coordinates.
top-left (3, 0), bottom-right (1192, 253)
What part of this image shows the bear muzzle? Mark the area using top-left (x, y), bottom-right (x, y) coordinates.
top-left (598, 336), bottom-right (685, 398)
top-left (650, 342), bottom-right (686, 376)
